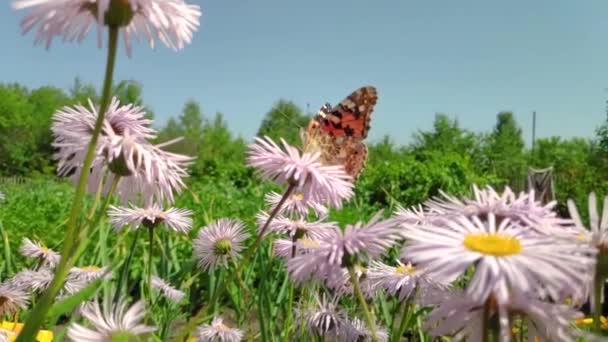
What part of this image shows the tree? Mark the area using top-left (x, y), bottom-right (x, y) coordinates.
top-left (411, 114), bottom-right (481, 160)
top-left (485, 112), bottom-right (526, 190)
top-left (257, 100), bottom-right (310, 146)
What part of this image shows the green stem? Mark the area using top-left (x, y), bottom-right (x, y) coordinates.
top-left (282, 282), bottom-right (295, 342)
top-left (243, 183), bottom-right (295, 261)
top-left (113, 229), bottom-right (142, 304)
top-left (348, 266), bottom-right (378, 342)
top-left (147, 226), bottom-right (154, 304)
top-left (17, 26), bottom-right (119, 340)
top-left (392, 298), bottom-right (410, 341)
top-left (593, 260), bottom-right (604, 333)
top-left (482, 299), bottom-right (492, 342)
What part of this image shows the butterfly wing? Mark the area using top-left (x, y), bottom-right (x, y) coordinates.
top-left (305, 86), bottom-right (377, 180)
top-left (318, 86), bottom-right (377, 139)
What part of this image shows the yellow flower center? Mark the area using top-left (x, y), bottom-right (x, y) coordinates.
top-left (396, 263), bottom-right (415, 274)
top-left (299, 238), bottom-right (320, 248)
top-left (293, 193), bottom-right (304, 201)
top-left (214, 239), bottom-right (232, 256)
top-left (80, 266), bottom-right (101, 272)
top-left (463, 233), bottom-right (522, 256)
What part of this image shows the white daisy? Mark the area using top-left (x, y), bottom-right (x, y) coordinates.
top-left (151, 275), bottom-right (185, 304)
top-left (19, 237), bottom-right (61, 267)
top-left (108, 204), bottom-right (193, 233)
top-left (402, 213), bottom-right (596, 304)
top-left (67, 298), bottom-right (156, 341)
top-left (196, 316), bottom-right (243, 342)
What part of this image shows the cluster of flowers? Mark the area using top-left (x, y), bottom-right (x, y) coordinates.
top-left (247, 135), bottom-right (606, 341)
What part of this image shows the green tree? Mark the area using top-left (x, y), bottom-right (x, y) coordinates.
top-left (257, 100), bottom-right (310, 146)
top-left (485, 112), bottom-right (526, 190)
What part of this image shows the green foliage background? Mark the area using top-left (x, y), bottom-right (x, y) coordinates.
top-left (1, 79), bottom-right (607, 250)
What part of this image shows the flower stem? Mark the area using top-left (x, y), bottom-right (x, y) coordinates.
top-left (147, 226), bottom-right (154, 304)
top-left (282, 281), bottom-right (295, 342)
top-left (113, 229), bottom-right (142, 304)
top-left (348, 266), bottom-right (378, 342)
top-left (16, 25), bottom-right (119, 342)
top-left (593, 260), bottom-right (605, 333)
top-left (392, 297), bottom-right (411, 341)
top-left (245, 183), bottom-right (295, 260)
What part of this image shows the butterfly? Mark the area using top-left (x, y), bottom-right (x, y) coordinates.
top-left (303, 86), bottom-right (377, 180)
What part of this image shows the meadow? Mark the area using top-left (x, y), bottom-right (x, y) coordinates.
top-left (3, 1), bottom-right (608, 342)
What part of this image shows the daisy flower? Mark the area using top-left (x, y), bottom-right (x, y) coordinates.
top-left (0, 330), bottom-right (10, 342)
top-left (265, 191), bottom-right (328, 217)
top-left (247, 136), bottom-right (354, 209)
top-left (402, 213), bottom-right (596, 304)
top-left (256, 212), bottom-right (337, 240)
top-left (64, 266), bottom-right (111, 295)
top-left (13, 0), bottom-right (201, 56)
top-left (325, 264), bottom-right (375, 297)
top-left (367, 260), bottom-right (441, 301)
top-left (151, 275), bottom-right (185, 304)
top-left (19, 237), bottom-right (61, 267)
top-left (196, 316), bottom-right (243, 342)
top-left (423, 185), bottom-right (566, 232)
top-left (303, 295), bottom-right (352, 339)
top-left (424, 289), bottom-right (584, 342)
top-left (568, 192), bottom-right (608, 249)
top-left (273, 237), bottom-right (326, 260)
top-left (348, 317), bottom-right (389, 342)
top-left (9, 268), bottom-right (54, 292)
top-left (0, 281), bottom-right (29, 316)
top-left (52, 98), bottom-right (192, 204)
top-left (67, 298), bottom-right (155, 341)
top-left (108, 203), bottom-right (193, 233)
top-left (287, 212), bottom-right (401, 284)
top-left (193, 219), bottom-right (249, 271)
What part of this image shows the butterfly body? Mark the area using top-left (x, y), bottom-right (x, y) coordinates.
top-left (303, 86), bottom-right (377, 179)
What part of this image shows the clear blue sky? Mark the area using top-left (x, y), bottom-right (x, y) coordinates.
top-left (2, 0), bottom-right (607, 145)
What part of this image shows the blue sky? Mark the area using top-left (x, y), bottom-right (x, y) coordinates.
top-left (1, 0), bottom-right (607, 145)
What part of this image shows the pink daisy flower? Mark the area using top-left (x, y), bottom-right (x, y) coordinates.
top-left (367, 260), bottom-right (442, 301)
top-left (264, 191), bottom-right (328, 217)
top-left (196, 316), bottom-right (243, 342)
top-left (193, 219), bottom-right (249, 271)
top-left (108, 203), bottom-right (193, 234)
top-left (247, 136), bottom-right (354, 210)
top-left (287, 212), bottom-right (401, 284)
top-left (67, 298), bottom-right (156, 341)
top-left (255, 212), bottom-right (337, 239)
top-left (402, 213), bottom-right (595, 304)
top-left (19, 237), bottom-right (61, 267)
top-left (52, 98), bottom-right (192, 204)
top-left (13, 0), bottom-right (201, 56)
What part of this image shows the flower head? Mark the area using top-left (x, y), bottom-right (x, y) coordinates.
top-left (52, 98), bottom-right (192, 204)
top-left (19, 237), bottom-right (61, 267)
top-left (568, 192), bottom-right (608, 249)
top-left (13, 0), bottom-right (201, 56)
top-left (287, 212), bottom-right (400, 284)
top-left (423, 185), bottom-right (566, 232)
top-left (247, 137), bottom-right (354, 209)
top-left (196, 316), bottom-right (243, 342)
top-left (347, 317), bottom-right (389, 342)
top-left (367, 260), bottom-right (441, 301)
top-left (9, 268), bottom-right (54, 292)
top-left (64, 266), bottom-right (111, 295)
top-left (67, 298), bottom-right (155, 341)
top-left (108, 204), bottom-right (193, 233)
top-left (303, 295), bottom-right (352, 339)
top-left (424, 289), bottom-right (584, 342)
top-left (0, 282), bottom-right (29, 316)
top-left (265, 191), bottom-right (328, 217)
top-left (256, 212), bottom-right (337, 240)
top-left (193, 219), bottom-right (249, 271)
top-left (151, 276), bottom-right (185, 304)
top-left (401, 213), bottom-right (596, 304)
